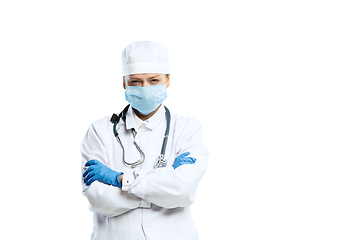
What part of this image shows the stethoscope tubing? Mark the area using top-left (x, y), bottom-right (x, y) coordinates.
top-left (111, 104), bottom-right (170, 168)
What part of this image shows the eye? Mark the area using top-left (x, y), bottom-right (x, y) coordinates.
top-left (150, 79), bottom-right (159, 83)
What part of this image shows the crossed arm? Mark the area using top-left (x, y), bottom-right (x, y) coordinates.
top-left (80, 121), bottom-right (208, 217)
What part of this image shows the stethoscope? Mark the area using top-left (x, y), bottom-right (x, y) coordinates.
top-left (110, 104), bottom-right (171, 169)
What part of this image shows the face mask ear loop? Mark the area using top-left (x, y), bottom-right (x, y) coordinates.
top-left (124, 75), bottom-right (130, 88)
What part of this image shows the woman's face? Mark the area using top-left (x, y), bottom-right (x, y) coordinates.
top-left (123, 73), bottom-right (170, 88)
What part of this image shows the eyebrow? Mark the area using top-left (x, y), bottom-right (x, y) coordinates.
top-left (148, 74), bottom-right (161, 79)
top-left (129, 74), bottom-right (162, 80)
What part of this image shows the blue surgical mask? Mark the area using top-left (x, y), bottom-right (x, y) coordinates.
top-left (125, 84), bottom-right (167, 115)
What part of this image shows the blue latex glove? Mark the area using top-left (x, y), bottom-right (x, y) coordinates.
top-left (83, 160), bottom-right (123, 187)
top-left (172, 152), bottom-right (197, 170)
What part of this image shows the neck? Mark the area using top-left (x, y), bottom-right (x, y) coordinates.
top-left (134, 105), bottom-right (162, 121)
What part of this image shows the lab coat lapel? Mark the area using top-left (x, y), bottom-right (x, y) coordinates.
top-left (124, 106), bottom-right (137, 130)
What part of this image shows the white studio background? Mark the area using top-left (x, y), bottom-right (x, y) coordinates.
top-left (0, 1), bottom-right (359, 239)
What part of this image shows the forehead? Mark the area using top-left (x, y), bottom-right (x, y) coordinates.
top-left (129, 73), bottom-right (163, 79)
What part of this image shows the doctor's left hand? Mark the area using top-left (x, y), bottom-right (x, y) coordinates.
top-left (83, 160), bottom-right (123, 188)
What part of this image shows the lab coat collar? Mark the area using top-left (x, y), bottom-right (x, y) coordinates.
top-left (124, 105), bottom-right (166, 131)
top-left (123, 106), bottom-right (136, 130)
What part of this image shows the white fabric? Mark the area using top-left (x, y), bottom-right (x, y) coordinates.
top-left (121, 172), bottom-right (134, 192)
top-left (121, 41), bottom-right (170, 76)
top-left (80, 105), bottom-right (208, 240)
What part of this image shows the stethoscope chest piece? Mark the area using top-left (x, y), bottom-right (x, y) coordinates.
top-left (154, 154), bottom-right (167, 169)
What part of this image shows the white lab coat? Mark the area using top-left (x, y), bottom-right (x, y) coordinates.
top-left (80, 105), bottom-right (208, 240)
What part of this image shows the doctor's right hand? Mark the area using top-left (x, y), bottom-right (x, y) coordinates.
top-left (83, 160), bottom-right (123, 188)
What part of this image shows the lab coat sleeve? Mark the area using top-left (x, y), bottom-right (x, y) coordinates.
top-left (80, 124), bottom-right (141, 218)
top-left (128, 118), bottom-right (208, 209)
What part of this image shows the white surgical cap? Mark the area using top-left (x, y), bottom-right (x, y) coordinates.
top-left (121, 41), bottom-right (170, 76)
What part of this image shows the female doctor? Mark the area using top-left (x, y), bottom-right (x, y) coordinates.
top-left (80, 41), bottom-right (209, 240)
